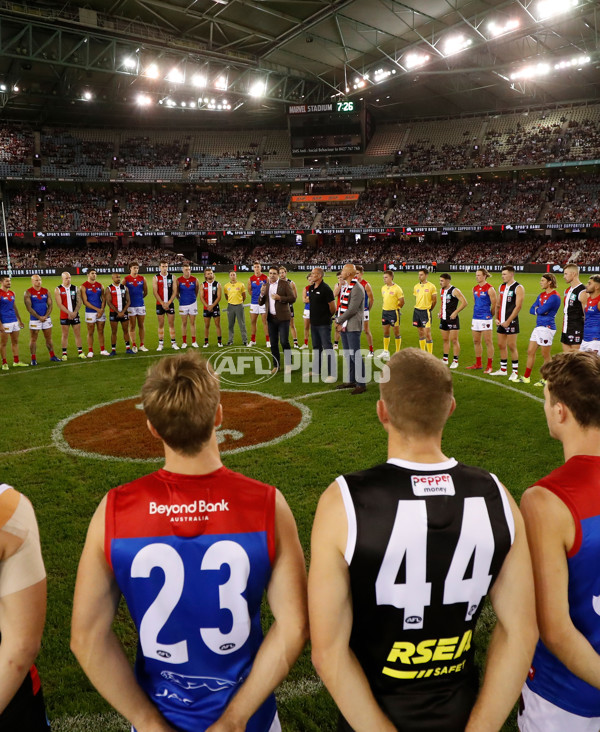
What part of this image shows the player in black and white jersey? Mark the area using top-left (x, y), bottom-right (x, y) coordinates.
top-left (561, 263), bottom-right (588, 352)
top-left (438, 273), bottom-right (467, 370)
top-left (309, 349), bottom-right (536, 732)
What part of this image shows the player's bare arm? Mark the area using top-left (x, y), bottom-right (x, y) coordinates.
top-left (464, 487), bottom-right (537, 732)
top-left (215, 283), bottom-right (222, 306)
top-left (71, 497), bottom-right (178, 732)
top-left (309, 482), bottom-right (396, 732)
top-left (206, 489), bottom-right (308, 732)
top-left (0, 506), bottom-right (46, 715)
top-left (142, 278), bottom-right (148, 297)
top-left (451, 288), bottom-right (468, 319)
top-left (23, 290), bottom-right (39, 321)
top-left (521, 485), bottom-right (600, 688)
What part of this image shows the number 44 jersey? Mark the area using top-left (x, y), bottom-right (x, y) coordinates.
top-left (105, 466), bottom-right (277, 732)
top-left (339, 457), bottom-right (514, 731)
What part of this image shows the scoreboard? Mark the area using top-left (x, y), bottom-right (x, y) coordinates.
top-left (287, 101), bottom-right (365, 156)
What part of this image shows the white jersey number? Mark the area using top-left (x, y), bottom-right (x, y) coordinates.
top-left (375, 497), bottom-right (495, 630)
top-left (131, 540), bottom-right (251, 664)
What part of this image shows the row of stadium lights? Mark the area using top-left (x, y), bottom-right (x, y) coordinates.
top-left (347, 0), bottom-right (588, 93)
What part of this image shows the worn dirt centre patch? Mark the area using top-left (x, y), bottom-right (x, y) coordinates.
top-left (63, 391), bottom-right (305, 459)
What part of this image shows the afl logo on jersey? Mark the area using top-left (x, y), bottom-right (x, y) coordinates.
top-left (157, 650), bottom-right (171, 658)
top-left (405, 616), bottom-right (422, 625)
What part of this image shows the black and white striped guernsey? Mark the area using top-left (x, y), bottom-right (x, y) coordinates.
top-left (337, 457), bottom-right (514, 731)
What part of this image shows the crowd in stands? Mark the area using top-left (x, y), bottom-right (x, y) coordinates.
top-left (116, 136), bottom-right (190, 168)
top-left (0, 126), bottom-right (34, 163)
top-left (2, 171), bottom-right (599, 235)
top-left (3, 235), bottom-right (600, 272)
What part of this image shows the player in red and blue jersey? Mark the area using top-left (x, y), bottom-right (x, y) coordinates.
top-left (520, 352), bottom-right (600, 731)
top-left (581, 275), bottom-right (600, 356)
top-left (23, 274), bottom-right (61, 365)
top-left (248, 261), bottom-right (270, 347)
top-left (81, 269), bottom-right (108, 358)
top-left (518, 274), bottom-right (561, 386)
top-left (467, 268), bottom-right (496, 373)
top-left (0, 274), bottom-right (27, 370)
top-left (177, 263), bottom-right (199, 348)
top-left (72, 353), bottom-right (307, 732)
top-left (125, 262), bottom-right (148, 353)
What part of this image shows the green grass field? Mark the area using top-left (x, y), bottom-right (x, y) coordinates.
top-left (1, 270), bottom-right (572, 731)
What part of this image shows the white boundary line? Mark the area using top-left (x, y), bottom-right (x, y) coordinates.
top-left (454, 371), bottom-right (544, 403)
top-left (0, 444), bottom-right (51, 458)
top-left (51, 390), bottom-right (312, 463)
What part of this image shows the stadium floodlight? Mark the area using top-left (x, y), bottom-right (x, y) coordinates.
top-left (249, 80), bottom-right (266, 97)
top-left (181, 101), bottom-right (187, 107)
top-left (123, 57), bottom-right (137, 70)
top-left (215, 76), bottom-right (228, 90)
top-left (0, 84), bottom-right (6, 91)
top-left (488, 19), bottom-right (520, 37)
top-left (442, 35), bottom-right (472, 56)
top-left (537, 0), bottom-right (578, 20)
top-left (554, 55), bottom-right (591, 69)
top-left (82, 91), bottom-right (93, 101)
top-left (166, 98), bottom-right (176, 107)
top-left (373, 68), bottom-right (392, 83)
top-left (136, 93), bottom-right (152, 106)
top-left (404, 52), bottom-right (429, 69)
top-left (166, 68), bottom-right (184, 83)
top-left (189, 101), bottom-right (196, 107)
top-left (12, 85), bottom-right (19, 92)
top-left (144, 64), bottom-right (159, 79)
top-left (192, 74), bottom-right (207, 88)
top-left (510, 62), bottom-right (550, 80)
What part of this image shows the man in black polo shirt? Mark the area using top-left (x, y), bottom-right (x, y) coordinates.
top-left (309, 267), bottom-right (336, 381)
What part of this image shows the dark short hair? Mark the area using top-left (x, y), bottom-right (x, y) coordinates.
top-left (502, 265), bottom-right (515, 273)
top-left (384, 270), bottom-right (394, 278)
top-left (440, 273), bottom-right (451, 281)
top-left (129, 262), bottom-right (139, 269)
top-left (419, 268), bottom-right (428, 275)
top-left (541, 352), bottom-right (600, 429)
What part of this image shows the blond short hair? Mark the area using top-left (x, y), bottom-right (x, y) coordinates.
top-left (142, 353), bottom-right (220, 456)
top-left (380, 349), bottom-right (453, 436)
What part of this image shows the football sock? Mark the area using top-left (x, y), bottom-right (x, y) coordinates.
top-left (13, 356), bottom-right (19, 363)
top-left (384, 337), bottom-right (390, 351)
top-left (419, 339), bottom-right (426, 351)
top-left (500, 359), bottom-right (507, 372)
top-left (77, 346), bottom-right (83, 354)
top-left (182, 335), bottom-right (187, 344)
top-left (475, 356), bottom-right (482, 368)
top-left (443, 353), bottom-right (449, 363)
top-left (192, 336), bottom-right (196, 344)
top-left (395, 338), bottom-right (401, 353)
top-left (524, 367), bottom-right (532, 378)
top-left (426, 341), bottom-right (433, 354)
top-left (217, 336), bottom-right (222, 344)
top-left (512, 360), bottom-right (519, 373)
top-left (487, 358), bottom-right (493, 370)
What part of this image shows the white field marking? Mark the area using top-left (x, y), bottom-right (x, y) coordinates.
top-left (276, 676), bottom-right (324, 701)
top-left (51, 390), bottom-right (312, 463)
top-left (454, 370), bottom-right (544, 404)
top-left (294, 387), bottom-right (341, 400)
top-left (51, 711), bottom-right (128, 732)
top-left (0, 444), bottom-right (52, 458)
top-left (0, 351), bottom-right (174, 377)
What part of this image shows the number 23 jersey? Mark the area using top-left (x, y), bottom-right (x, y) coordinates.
top-left (339, 457), bottom-right (514, 728)
top-left (105, 466), bottom-right (277, 732)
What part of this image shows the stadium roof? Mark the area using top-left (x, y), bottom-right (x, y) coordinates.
top-left (0, 0), bottom-right (599, 127)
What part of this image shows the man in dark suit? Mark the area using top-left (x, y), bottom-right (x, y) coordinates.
top-left (259, 265), bottom-right (296, 374)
